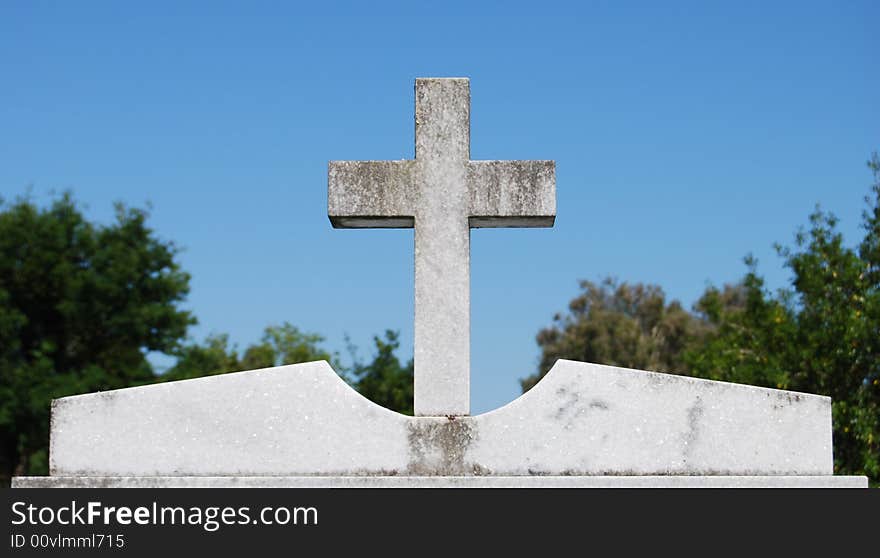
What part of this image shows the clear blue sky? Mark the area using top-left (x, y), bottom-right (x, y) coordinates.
top-left (2, 1), bottom-right (877, 413)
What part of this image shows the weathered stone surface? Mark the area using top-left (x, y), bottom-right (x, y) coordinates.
top-left (46, 360), bottom-right (838, 477)
top-left (467, 161), bottom-right (555, 227)
top-left (13, 476), bottom-right (867, 488)
top-left (328, 78), bottom-right (556, 416)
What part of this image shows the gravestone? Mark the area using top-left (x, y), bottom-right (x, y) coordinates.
top-left (13, 78), bottom-right (867, 488)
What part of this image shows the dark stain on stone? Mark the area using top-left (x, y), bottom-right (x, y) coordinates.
top-left (337, 468), bottom-right (403, 477)
top-left (589, 399), bottom-right (609, 411)
top-left (553, 389), bottom-right (580, 421)
top-left (646, 372), bottom-right (670, 388)
top-left (772, 391), bottom-right (805, 410)
top-left (553, 387), bottom-right (610, 429)
top-left (406, 419), bottom-right (483, 475)
top-left (48, 400), bottom-right (58, 475)
top-left (777, 392), bottom-right (802, 404)
top-left (682, 396), bottom-right (704, 461)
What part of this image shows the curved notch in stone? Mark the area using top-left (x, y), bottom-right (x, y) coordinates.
top-left (49, 359), bottom-right (833, 477)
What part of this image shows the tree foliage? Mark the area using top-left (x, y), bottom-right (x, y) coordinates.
top-left (0, 193), bottom-right (193, 484)
top-left (346, 330), bottom-right (414, 415)
top-left (163, 323), bottom-right (335, 381)
top-left (521, 278), bottom-right (707, 392)
top-left (686, 154), bottom-right (880, 481)
top-left (684, 264), bottom-right (796, 389)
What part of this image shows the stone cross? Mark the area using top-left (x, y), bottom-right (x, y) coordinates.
top-left (328, 78), bottom-right (556, 416)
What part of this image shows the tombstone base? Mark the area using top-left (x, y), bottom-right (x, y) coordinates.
top-left (45, 360), bottom-right (846, 478)
top-left (12, 475), bottom-right (867, 488)
top-left (37, 360), bottom-right (867, 485)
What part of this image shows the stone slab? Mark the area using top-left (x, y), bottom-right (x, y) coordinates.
top-left (47, 359), bottom-right (835, 477)
top-left (13, 476), bottom-right (868, 488)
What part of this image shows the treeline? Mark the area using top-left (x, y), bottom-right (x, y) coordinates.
top-left (1, 155), bottom-right (878, 485)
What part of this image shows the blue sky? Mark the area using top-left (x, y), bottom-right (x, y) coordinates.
top-left (2, 1), bottom-right (877, 413)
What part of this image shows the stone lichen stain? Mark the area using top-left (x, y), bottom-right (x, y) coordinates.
top-left (771, 391), bottom-right (804, 411)
top-left (405, 416), bottom-right (487, 475)
top-left (681, 396), bottom-right (704, 466)
top-left (552, 385), bottom-right (610, 430)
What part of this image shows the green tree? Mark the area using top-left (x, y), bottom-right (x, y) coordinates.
top-left (164, 322), bottom-right (335, 381)
top-left (347, 330), bottom-right (413, 415)
top-left (686, 155), bottom-right (880, 483)
top-left (685, 264), bottom-right (797, 389)
top-left (241, 323), bottom-right (334, 370)
top-left (161, 333), bottom-right (240, 381)
top-left (0, 193), bottom-right (193, 484)
top-left (521, 278), bottom-right (706, 392)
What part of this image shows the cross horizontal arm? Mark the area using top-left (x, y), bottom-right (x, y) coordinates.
top-left (328, 160), bottom-right (418, 228)
top-left (467, 160), bottom-right (556, 228)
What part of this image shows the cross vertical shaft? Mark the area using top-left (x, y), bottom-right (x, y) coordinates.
top-left (413, 78), bottom-right (471, 416)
